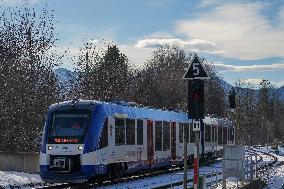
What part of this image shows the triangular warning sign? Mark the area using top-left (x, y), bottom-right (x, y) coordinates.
top-left (183, 55), bottom-right (209, 80)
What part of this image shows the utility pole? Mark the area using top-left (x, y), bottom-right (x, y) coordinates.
top-left (183, 54), bottom-right (209, 189)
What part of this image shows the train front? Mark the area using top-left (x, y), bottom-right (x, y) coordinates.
top-left (39, 100), bottom-right (96, 183)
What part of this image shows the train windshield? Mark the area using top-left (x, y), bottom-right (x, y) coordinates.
top-left (50, 110), bottom-right (91, 137)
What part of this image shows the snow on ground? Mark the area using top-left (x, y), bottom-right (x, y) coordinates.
top-left (0, 163), bottom-right (222, 189)
top-left (255, 146), bottom-right (284, 189)
top-left (1, 146), bottom-right (284, 189)
top-left (97, 162), bottom-right (222, 189)
top-left (0, 171), bottom-right (44, 189)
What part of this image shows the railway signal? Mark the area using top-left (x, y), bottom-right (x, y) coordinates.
top-left (228, 88), bottom-right (236, 109)
top-left (188, 80), bottom-right (205, 119)
top-left (183, 54), bottom-right (209, 189)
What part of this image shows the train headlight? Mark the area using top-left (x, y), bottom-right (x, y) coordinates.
top-left (48, 146), bottom-right (52, 150)
top-left (78, 146), bottom-right (83, 150)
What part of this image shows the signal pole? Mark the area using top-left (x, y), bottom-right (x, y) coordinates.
top-left (192, 119), bottom-right (201, 189)
top-left (183, 126), bottom-right (187, 189)
top-left (183, 55), bottom-right (209, 189)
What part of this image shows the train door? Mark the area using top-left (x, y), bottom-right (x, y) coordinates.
top-left (147, 120), bottom-right (154, 166)
top-left (171, 122), bottom-right (176, 160)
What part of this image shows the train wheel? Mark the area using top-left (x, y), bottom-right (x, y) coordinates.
top-left (108, 163), bottom-right (123, 179)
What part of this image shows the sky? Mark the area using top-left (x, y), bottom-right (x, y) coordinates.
top-left (1, 0), bottom-right (284, 87)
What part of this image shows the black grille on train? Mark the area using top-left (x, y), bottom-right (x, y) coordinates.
top-left (49, 155), bottom-right (81, 173)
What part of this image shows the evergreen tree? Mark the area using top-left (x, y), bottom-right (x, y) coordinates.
top-left (77, 42), bottom-right (132, 101)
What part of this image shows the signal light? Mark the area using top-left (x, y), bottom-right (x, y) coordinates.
top-left (188, 80), bottom-right (205, 119)
top-left (228, 88), bottom-right (236, 109)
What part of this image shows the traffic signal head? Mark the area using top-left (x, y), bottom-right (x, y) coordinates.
top-left (228, 88), bottom-right (236, 109)
top-left (188, 80), bottom-right (204, 119)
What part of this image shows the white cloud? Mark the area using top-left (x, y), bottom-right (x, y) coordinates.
top-left (89, 39), bottom-right (99, 44)
top-left (119, 45), bottom-right (153, 68)
top-left (213, 62), bottom-right (284, 72)
top-left (176, 2), bottom-right (284, 60)
top-left (135, 38), bottom-right (185, 49)
top-left (134, 38), bottom-right (223, 54)
top-left (199, 0), bottom-right (263, 7)
top-left (0, 0), bottom-right (39, 6)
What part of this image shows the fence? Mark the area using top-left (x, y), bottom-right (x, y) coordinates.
top-left (200, 152), bottom-right (261, 189)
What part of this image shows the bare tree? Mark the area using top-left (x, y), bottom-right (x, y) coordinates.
top-left (131, 45), bottom-right (227, 116)
top-left (0, 5), bottom-right (61, 151)
top-left (233, 79), bottom-right (283, 145)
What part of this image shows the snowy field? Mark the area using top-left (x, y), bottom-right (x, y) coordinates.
top-left (96, 162), bottom-right (222, 189)
top-left (1, 146), bottom-right (284, 189)
top-left (0, 163), bottom-right (222, 189)
top-left (0, 171), bottom-right (44, 189)
top-left (256, 146), bottom-right (284, 189)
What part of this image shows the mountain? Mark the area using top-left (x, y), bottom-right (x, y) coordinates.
top-left (54, 68), bottom-right (78, 94)
top-left (277, 86), bottom-right (284, 100)
top-left (219, 79), bottom-right (233, 93)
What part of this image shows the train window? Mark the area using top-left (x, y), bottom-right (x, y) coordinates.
top-left (126, 119), bottom-right (135, 145)
top-left (115, 118), bottom-right (125, 146)
top-left (99, 118), bottom-right (108, 149)
top-left (205, 124), bottom-right (211, 142)
top-left (231, 128), bottom-right (235, 141)
top-left (155, 121), bottom-right (163, 151)
top-left (215, 126), bottom-right (217, 142)
top-left (190, 122), bottom-right (195, 143)
top-left (184, 123), bottom-right (189, 143)
top-left (228, 127), bottom-right (231, 141)
top-left (223, 127), bottom-right (228, 144)
top-left (163, 122), bottom-right (170, 151)
top-left (211, 126), bottom-right (214, 142)
top-left (50, 110), bottom-right (91, 137)
top-left (218, 126), bottom-right (222, 144)
top-left (214, 125), bottom-right (218, 142)
top-left (137, 119), bottom-right (143, 145)
top-left (179, 123), bottom-right (183, 143)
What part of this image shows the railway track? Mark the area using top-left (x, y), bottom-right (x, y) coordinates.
top-left (248, 146), bottom-right (278, 168)
top-left (250, 146), bottom-right (279, 183)
top-left (35, 158), bottom-right (220, 189)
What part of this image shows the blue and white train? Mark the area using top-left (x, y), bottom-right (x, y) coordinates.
top-left (39, 99), bottom-right (235, 183)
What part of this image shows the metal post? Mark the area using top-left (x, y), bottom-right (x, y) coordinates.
top-left (222, 160), bottom-right (226, 189)
top-left (250, 155), bottom-right (253, 180)
top-left (194, 130), bottom-right (199, 189)
top-left (215, 172), bottom-right (218, 187)
top-left (183, 126), bottom-right (188, 189)
top-left (255, 154), bottom-right (258, 178)
top-left (202, 174), bottom-right (207, 189)
top-left (236, 178), bottom-right (239, 189)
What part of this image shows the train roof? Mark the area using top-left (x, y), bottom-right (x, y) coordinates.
top-left (49, 99), bottom-right (233, 127)
top-left (49, 99), bottom-right (190, 123)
